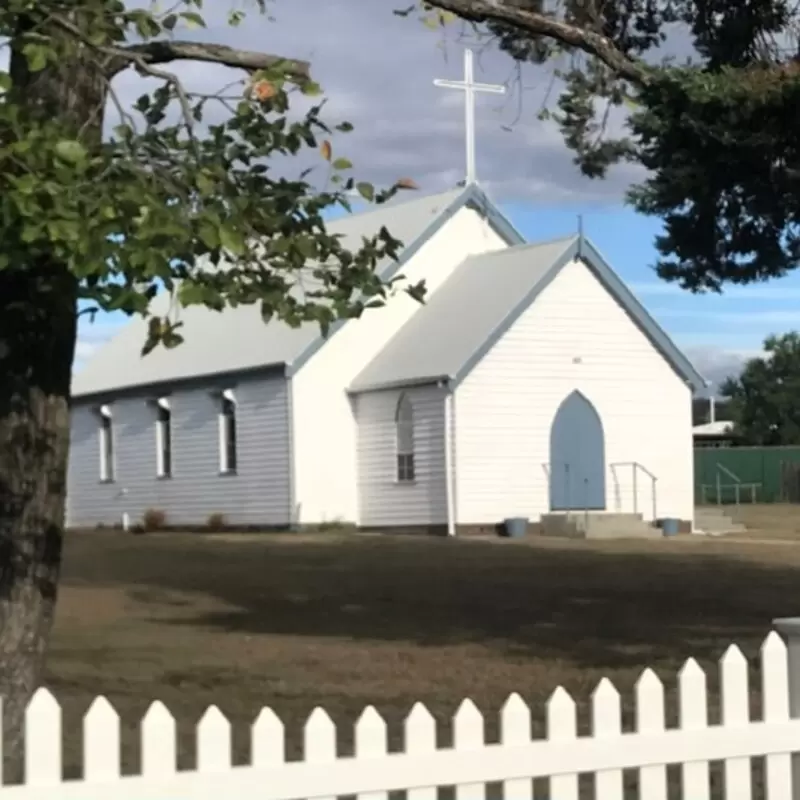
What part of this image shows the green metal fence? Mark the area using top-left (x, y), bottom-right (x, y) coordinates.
top-left (694, 446), bottom-right (800, 504)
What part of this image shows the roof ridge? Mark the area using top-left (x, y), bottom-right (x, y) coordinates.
top-left (462, 233), bottom-right (577, 265)
top-left (329, 186), bottom-right (465, 226)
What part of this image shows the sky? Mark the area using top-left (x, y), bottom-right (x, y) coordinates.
top-left (73, 0), bottom-right (800, 393)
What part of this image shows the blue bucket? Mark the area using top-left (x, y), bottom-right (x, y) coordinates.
top-left (661, 518), bottom-right (680, 537)
top-left (503, 517), bottom-right (529, 538)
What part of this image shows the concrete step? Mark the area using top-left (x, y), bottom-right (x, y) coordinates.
top-left (694, 523), bottom-right (748, 535)
top-left (540, 512), bottom-right (661, 540)
top-left (724, 505), bottom-right (800, 526)
top-left (694, 506), bottom-right (747, 535)
top-left (695, 515), bottom-right (742, 526)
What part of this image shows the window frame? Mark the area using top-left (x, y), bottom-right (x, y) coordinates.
top-left (395, 393), bottom-right (416, 484)
top-left (155, 398), bottom-right (172, 479)
top-left (98, 405), bottom-right (115, 483)
top-left (218, 390), bottom-right (238, 475)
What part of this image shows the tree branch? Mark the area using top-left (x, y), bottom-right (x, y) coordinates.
top-left (425, 0), bottom-right (650, 85)
top-left (106, 41), bottom-right (311, 84)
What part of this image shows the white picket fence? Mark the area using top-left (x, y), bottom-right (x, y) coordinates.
top-left (2, 632), bottom-right (800, 799)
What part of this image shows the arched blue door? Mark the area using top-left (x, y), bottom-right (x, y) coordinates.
top-left (549, 391), bottom-right (606, 511)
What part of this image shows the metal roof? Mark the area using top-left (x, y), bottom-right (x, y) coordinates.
top-left (349, 235), bottom-right (708, 394)
top-left (72, 184), bottom-right (522, 398)
top-left (693, 421), bottom-right (734, 436)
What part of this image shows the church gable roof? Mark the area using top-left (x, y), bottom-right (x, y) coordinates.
top-left (71, 183), bottom-right (522, 399)
top-left (348, 235), bottom-right (707, 394)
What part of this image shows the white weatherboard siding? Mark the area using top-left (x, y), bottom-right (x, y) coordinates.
top-left (291, 206), bottom-right (507, 525)
top-left (355, 385), bottom-right (447, 527)
top-left (66, 374), bottom-right (291, 528)
top-left (453, 258), bottom-right (694, 526)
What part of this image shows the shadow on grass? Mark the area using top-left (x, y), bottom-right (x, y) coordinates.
top-left (60, 532), bottom-right (800, 670)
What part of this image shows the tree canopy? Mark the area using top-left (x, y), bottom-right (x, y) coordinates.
top-left (422, 0), bottom-right (800, 292)
top-left (721, 333), bottom-right (800, 445)
top-left (2, 1), bottom-right (419, 356)
top-left (0, 0), bottom-right (415, 763)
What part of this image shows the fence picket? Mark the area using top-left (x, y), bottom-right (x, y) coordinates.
top-left (251, 707), bottom-right (284, 769)
top-left (141, 700), bottom-right (177, 777)
top-left (197, 706), bottom-right (231, 772)
top-left (678, 658), bottom-right (710, 800)
top-left (83, 697), bottom-right (120, 782)
top-left (721, 645), bottom-right (752, 800)
top-left (500, 693), bottom-right (532, 800)
top-left (635, 669), bottom-right (667, 800)
top-left (761, 633), bottom-right (792, 800)
top-left (354, 706), bottom-right (388, 800)
top-left (453, 699), bottom-right (485, 800)
top-left (304, 707), bottom-right (336, 800)
top-left (4, 632), bottom-right (800, 800)
top-left (24, 689), bottom-right (61, 787)
top-left (547, 687), bottom-right (578, 800)
top-left (405, 702), bottom-right (437, 800)
top-left (591, 678), bottom-right (623, 800)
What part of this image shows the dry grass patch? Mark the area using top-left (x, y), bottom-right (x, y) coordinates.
top-left (40, 530), bottom-right (800, 782)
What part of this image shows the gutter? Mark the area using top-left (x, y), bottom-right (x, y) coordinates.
top-left (443, 383), bottom-right (456, 537)
top-left (286, 374), bottom-right (297, 530)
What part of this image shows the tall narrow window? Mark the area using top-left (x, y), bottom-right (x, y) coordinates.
top-left (395, 393), bottom-right (415, 483)
top-left (99, 404), bottom-right (115, 482)
top-left (156, 398), bottom-right (172, 478)
top-left (219, 390), bottom-right (237, 474)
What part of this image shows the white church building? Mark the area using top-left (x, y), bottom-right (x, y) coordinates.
top-left (67, 182), bottom-right (706, 534)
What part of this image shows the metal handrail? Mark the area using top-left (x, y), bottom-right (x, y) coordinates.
top-left (610, 461), bottom-right (657, 521)
top-left (716, 464), bottom-right (742, 483)
top-left (703, 463), bottom-right (759, 504)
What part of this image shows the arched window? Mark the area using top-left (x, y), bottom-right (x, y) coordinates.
top-left (395, 393), bottom-right (415, 482)
top-left (218, 389), bottom-right (238, 474)
top-left (98, 404), bottom-right (114, 482)
top-left (155, 397), bottom-right (172, 478)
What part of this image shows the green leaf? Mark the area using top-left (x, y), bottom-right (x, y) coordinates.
top-left (181, 11), bottom-right (206, 28)
top-left (197, 220), bottom-right (220, 249)
top-left (0, 73), bottom-right (12, 91)
top-left (295, 237), bottom-right (317, 259)
top-left (301, 81), bottom-right (324, 97)
top-left (177, 282), bottom-right (206, 306)
top-left (54, 140), bottom-right (88, 165)
top-left (22, 43), bottom-right (48, 73)
top-left (142, 318), bottom-right (163, 357)
top-left (356, 182), bottom-right (375, 202)
top-left (162, 328), bottom-right (185, 349)
top-left (332, 157), bottom-right (353, 170)
top-left (219, 222), bottom-right (246, 256)
top-left (196, 171), bottom-right (216, 196)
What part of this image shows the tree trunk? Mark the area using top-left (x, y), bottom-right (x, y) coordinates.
top-left (0, 14), bottom-right (107, 775)
top-left (0, 263), bottom-right (78, 776)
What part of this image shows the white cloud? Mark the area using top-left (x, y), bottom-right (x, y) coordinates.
top-left (101, 0), bottom-right (640, 204)
top-left (73, 321), bottom-right (123, 373)
top-left (682, 345), bottom-right (761, 393)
